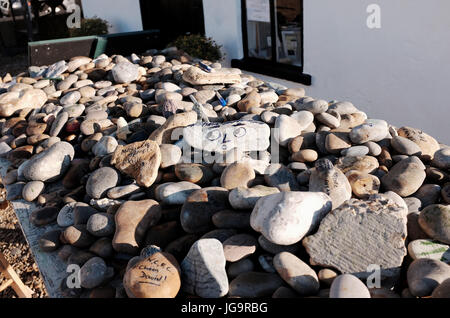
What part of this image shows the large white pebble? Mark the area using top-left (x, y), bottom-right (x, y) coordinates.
top-left (250, 192), bottom-right (332, 245)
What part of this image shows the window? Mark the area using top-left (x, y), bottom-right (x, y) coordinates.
top-left (232, 0), bottom-right (311, 85)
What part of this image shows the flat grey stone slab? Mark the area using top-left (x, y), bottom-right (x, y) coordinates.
top-left (0, 158), bottom-right (66, 298)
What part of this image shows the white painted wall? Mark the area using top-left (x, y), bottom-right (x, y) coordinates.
top-left (203, 0), bottom-right (450, 144)
top-left (203, 0), bottom-right (244, 65)
top-left (81, 0), bottom-right (143, 34)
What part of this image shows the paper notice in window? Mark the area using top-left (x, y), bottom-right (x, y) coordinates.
top-left (247, 0), bottom-right (271, 23)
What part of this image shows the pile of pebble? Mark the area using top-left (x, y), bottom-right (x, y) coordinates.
top-left (0, 47), bottom-right (449, 298)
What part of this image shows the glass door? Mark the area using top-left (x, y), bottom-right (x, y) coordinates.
top-left (243, 0), bottom-right (302, 66)
top-left (274, 0), bottom-right (302, 66)
top-left (245, 0), bottom-right (273, 61)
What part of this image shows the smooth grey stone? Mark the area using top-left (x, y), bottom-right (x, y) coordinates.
top-left (391, 136), bottom-right (422, 156)
top-left (180, 239), bottom-right (229, 298)
top-left (228, 185), bottom-right (280, 210)
top-left (201, 229), bottom-right (238, 243)
top-left (94, 81), bottom-right (112, 89)
top-left (107, 183), bottom-right (141, 199)
top-left (229, 272), bottom-right (284, 298)
top-left (297, 99), bottom-right (328, 114)
top-left (45, 60), bottom-right (68, 78)
top-left (86, 167), bottom-right (120, 199)
top-left (85, 110), bottom-right (108, 121)
top-left (341, 146), bottom-right (369, 157)
top-left (57, 74), bottom-right (78, 91)
top-left (89, 237), bottom-right (114, 259)
top-left (63, 104), bottom-right (85, 118)
top-left (263, 164), bottom-right (300, 192)
top-left (38, 230), bottom-right (61, 252)
top-left (414, 184), bottom-right (441, 208)
top-left (92, 136), bottom-right (118, 157)
top-left (364, 141), bottom-right (382, 156)
top-left (111, 62), bottom-right (140, 84)
top-left (309, 159), bottom-right (352, 210)
top-left (290, 111), bottom-right (314, 130)
top-left (21, 141), bottom-right (74, 182)
top-left (418, 204), bottom-right (450, 244)
top-left (60, 91), bottom-right (81, 106)
top-left (260, 110), bottom-right (279, 124)
top-left (329, 274), bottom-right (370, 298)
top-left (227, 258), bottom-right (255, 279)
top-left (407, 258), bottom-right (450, 297)
top-left (287, 162), bottom-right (308, 172)
top-left (159, 144), bottom-right (182, 168)
top-left (140, 88), bottom-right (155, 100)
top-left (79, 257), bottom-right (108, 289)
top-left (274, 115), bottom-right (303, 147)
top-left (381, 156), bottom-right (426, 197)
top-left (328, 101), bottom-right (358, 115)
top-left (180, 187), bottom-right (229, 234)
top-left (57, 202), bottom-right (77, 227)
top-left (407, 212), bottom-right (430, 241)
top-left (22, 180), bottom-right (44, 202)
top-left (404, 197), bottom-right (422, 213)
top-left (212, 210), bottom-right (251, 229)
top-left (316, 112), bottom-right (340, 129)
top-left (50, 111), bottom-right (69, 137)
top-left (432, 147), bottom-right (450, 170)
top-left (258, 235), bottom-right (301, 255)
top-left (350, 120), bottom-right (389, 144)
top-left (431, 278), bottom-right (450, 298)
top-left (97, 86), bottom-right (116, 96)
top-left (273, 252), bottom-right (319, 296)
top-left (155, 181), bottom-right (201, 205)
top-left (259, 254), bottom-right (276, 273)
top-left (29, 65), bottom-right (46, 78)
top-left (87, 213), bottom-right (115, 237)
top-left (0, 141), bottom-right (12, 157)
top-left (73, 203), bottom-right (99, 225)
top-left (3, 169), bottom-right (17, 185)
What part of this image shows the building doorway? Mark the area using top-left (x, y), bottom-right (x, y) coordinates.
top-left (140, 0), bottom-right (205, 45)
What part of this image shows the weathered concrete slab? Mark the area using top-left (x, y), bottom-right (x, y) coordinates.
top-left (0, 158), bottom-right (66, 298)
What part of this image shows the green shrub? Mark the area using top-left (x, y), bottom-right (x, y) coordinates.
top-left (169, 34), bottom-right (223, 62)
top-left (69, 17), bottom-right (110, 37)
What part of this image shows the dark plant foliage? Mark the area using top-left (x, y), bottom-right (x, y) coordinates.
top-left (69, 17), bottom-right (110, 37)
top-left (169, 34), bottom-right (223, 62)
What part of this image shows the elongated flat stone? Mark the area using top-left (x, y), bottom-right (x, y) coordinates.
top-left (182, 66), bottom-right (241, 85)
top-left (183, 120), bottom-right (270, 153)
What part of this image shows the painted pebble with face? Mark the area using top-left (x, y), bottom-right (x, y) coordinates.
top-left (182, 120), bottom-right (271, 153)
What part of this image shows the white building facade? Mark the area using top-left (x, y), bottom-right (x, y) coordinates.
top-left (83, 0), bottom-right (450, 144)
top-left (204, 0), bottom-right (450, 144)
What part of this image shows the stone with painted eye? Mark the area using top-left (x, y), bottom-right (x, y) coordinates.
top-left (206, 129), bottom-right (221, 141)
top-left (183, 120), bottom-right (270, 153)
top-left (233, 127), bottom-right (246, 138)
